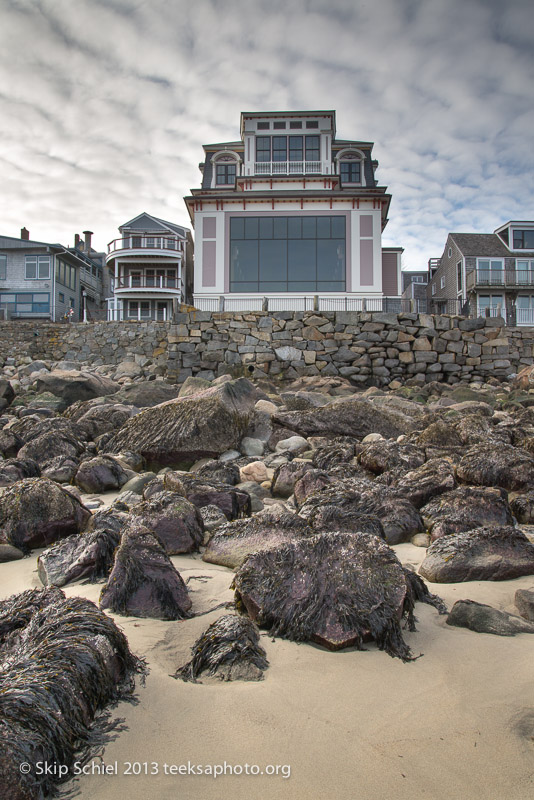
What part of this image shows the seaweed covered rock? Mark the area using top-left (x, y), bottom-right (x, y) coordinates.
top-left (203, 507), bottom-right (313, 569)
top-left (233, 531), bottom-right (445, 658)
top-left (0, 458), bottom-right (40, 487)
top-left (112, 381), bottom-right (181, 408)
top-left (298, 479), bottom-right (423, 545)
top-left (293, 469), bottom-right (333, 508)
top-left (394, 458), bottom-right (457, 508)
top-left (0, 428), bottom-right (23, 458)
top-left (37, 523), bottom-right (122, 587)
top-left (131, 490), bottom-right (204, 554)
top-left (65, 400), bottom-right (137, 440)
top-left (271, 461), bottom-right (316, 498)
top-left (358, 440), bottom-right (426, 476)
top-left (99, 522), bottom-right (192, 620)
top-left (0, 588), bottom-right (144, 800)
top-left (419, 526), bottom-right (534, 583)
top-left (177, 615), bottom-right (268, 682)
top-left (17, 429), bottom-right (85, 471)
top-left (515, 588), bottom-right (534, 621)
top-left (446, 599), bottom-right (534, 636)
top-left (311, 437), bottom-right (361, 469)
top-left (74, 455), bottom-right (131, 493)
top-left (174, 472), bottom-right (252, 520)
top-left (106, 378), bottom-right (257, 469)
top-left (273, 397), bottom-right (417, 441)
top-left (0, 477), bottom-right (91, 553)
top-left (306, 506), bottom-right (385, 539)
top-left (0, 377), bottom-right (15, 412)
top-left (510, 492), bottom-right (534, 524)
top-left (421, 486), bottom-right (513, 541)
top-left (194, 459), bottom-right (241, 486)
top-left (456, 443), bottom-right (534, 492)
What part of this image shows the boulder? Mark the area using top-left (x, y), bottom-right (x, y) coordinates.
top-left (311, 438), bottom-right (360, 469)
top-left (195, 460), bottom-right (241, 486)
top-left (421, 486), bottom-right (514, 541)
top-left (0, 429), bottom-right (23, 458)
top-left (456, 443), bottom-right (534, 492)
top-left (306, 505), bottom-right (385, 538)
top-left (37, 525), bottom-right (122, 587)
top-left (0, 458), bottom-right (40, 487)
top-left (131, 490), bottom-right (204, 554)
top-left (203, 507), bottom-right (313, 569)
top-left (419, 526), bottom-right (534, 582)
top-left (271, 461), bottom-right (316, 498)
top-left (0, 543), bottom-right (24, 562)
top-left (106, 378), bottom-right (257, 469)
top-left (17, 430), bottom-right (85, 470)
top-left (358, 440), bottom-right (426, 475)
top-left (65, 400), bottom-right (137, 440)
top-left (0, 377), bottom-right (14, 411)
top-left (233, 531), bottom-right (445, 658)
top-left (446, 599), bottom-right (534, 636)
top-left (0, 477), bottom-right (91, 552)
top-left (177, 615), bottom-right (268, 682)
top-left (515, 588), bottom-right (534, 621)
top-left (32, 369), bottom-right (119, 406)
top-left (41, 455), bottom-right (80, 483)
top-left (273, 397), bottom-right (417, 440)
top-left (510, 492), bottom-right (534, 524)
top-left (99, 522), bottom-right (192, 620)
top-left (394, 458), bottom-right (457, 508)
top-left (74, 455), bottom-right (131, 493)
top-left (112, 381), bottom-right (181, 407)
top-left (293, 469), bottom-right (333, 508)
top-left (170, 472), bottom-right (252, 520)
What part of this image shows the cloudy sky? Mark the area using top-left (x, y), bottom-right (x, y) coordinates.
top-left (0, 0), bottom-right (533, 270)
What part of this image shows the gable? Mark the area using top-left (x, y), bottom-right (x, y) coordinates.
top-left (120, 213), bottom-right (170, 233)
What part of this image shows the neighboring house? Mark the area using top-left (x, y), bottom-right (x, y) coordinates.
top-left (401, 269), bottom-right (429, 311)
top-left (184, 110), bottom-right (403, 312)
top-left (429, 221), bottom-right (534, 324)
top-left (71, 231), bottom-right (108, 321)
top-left (401, 269), bottom-right (428, 293)
top-left (105, 213), bottom-right (193, 322)
top-left (0, 228), bottom-right (103, 322)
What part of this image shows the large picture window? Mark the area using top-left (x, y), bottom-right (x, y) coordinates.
top-left (230, 215), bottom-right (346, 293)
top-left (513, 229), bottom-right (534, 249)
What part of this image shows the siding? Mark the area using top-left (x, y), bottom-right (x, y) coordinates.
top-left (382, 252), bottom-right (399, 295)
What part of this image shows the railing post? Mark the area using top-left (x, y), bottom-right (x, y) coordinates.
top-left (314, 295), bottom-right (319, 312)
top-left (218, 296), bottom-right (225, 312)
top-left (362, 298), bottom-right (367, 312)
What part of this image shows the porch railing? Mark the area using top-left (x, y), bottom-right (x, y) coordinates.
top-left (467, 269), bottom-right (534, 288)
top-left (107, 237), bottom-right (183, 254)
top-left (117, 276), bottom-right (179, 290)
top-left (254, 161), bottom-right (322, 176)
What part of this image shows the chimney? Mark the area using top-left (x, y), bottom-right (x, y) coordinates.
top-left (74, 233), bottom-right (81, 248)
top-left (21, 227), bottom-right (29, 240)
top-left (83, 230), bottom-right (93, 252)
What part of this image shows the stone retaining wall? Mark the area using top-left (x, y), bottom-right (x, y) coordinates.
top-left (1, 311), bottom-right (533, 385)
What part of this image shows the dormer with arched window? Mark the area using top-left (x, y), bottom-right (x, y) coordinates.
top-left (211, 150), bottom-right (241, 188)
top-left (335, 148), bottom-right (366, 187)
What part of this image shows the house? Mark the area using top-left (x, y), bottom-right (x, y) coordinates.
top-left (71, 231), bottom-right (108, 321)
top-left (184, 110), bottom-right (403, 312)
top-left (428, 221), bottom-right (534, 324)
top-left (400, 268), bottom-right (429, 312)
top-left (0, 228), bottom-right (104, 322)
top-left (105, 213), bottom-right (193, 321)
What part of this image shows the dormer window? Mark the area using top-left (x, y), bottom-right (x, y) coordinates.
top-left (336, 149), bottom-right (365, 186)
top-left (513, 229), bottom-right (534, 249)
top-left (212, 151), bottom-right (240, 186)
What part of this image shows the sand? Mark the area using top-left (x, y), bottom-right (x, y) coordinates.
top-left (1, 538), bottom-right (534, 800)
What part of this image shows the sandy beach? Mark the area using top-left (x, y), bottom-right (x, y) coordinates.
top-left (2, 536), bottom-right (533, 800)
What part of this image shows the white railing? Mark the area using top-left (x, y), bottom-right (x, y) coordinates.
top-left (117, 276), bottom-right (180, 290)
top-left (477, 305), bottom-right (503, 318)
top-left (254, 161), bottom-right (322, 176)
top-left (79, 266), bottom-right (100, 291)
top-left (107, 237), bottom-right (183, 254)
top-left (516, 308), bottom-right (534, 325)
top-left (192, 295), bottom-right (403, 313)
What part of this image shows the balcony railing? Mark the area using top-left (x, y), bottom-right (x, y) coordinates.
top-left (192, 294), bottom-right (407, 313)
top-left (254, 161), bottom-right (322, 176)
top-left (79, 266), bottom-right (101, 292)
top-left (117, 276), bottom-right (179, 290)
top-left (516, 308), bottom-right (534, 325)
top-left (107, 237), bottom-right (183, 254)
top-left (467, 269), bottom-right (534, 288)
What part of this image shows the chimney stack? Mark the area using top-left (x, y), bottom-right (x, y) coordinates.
top-left (75, 233), bottom-right (81, 247)
top-left (21, 227), bottom-right (29, 240)
top-left (83, 230), bottom-right (93, 253)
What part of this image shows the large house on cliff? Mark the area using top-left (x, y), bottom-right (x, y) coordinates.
top-left (184, 110), bottom-right (403, 312)
top-left (429, 221), bottom-right (534, 325)
top-left (105, 213), bottom-right (193, 321)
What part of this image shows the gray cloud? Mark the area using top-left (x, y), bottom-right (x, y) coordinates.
top-left (0, 0), bottom-right (532, 268)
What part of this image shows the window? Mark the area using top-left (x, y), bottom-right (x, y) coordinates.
top-left (411, 275), bottom-right (426, 284)
top-left (478, 295), bottom-right (504, 318)
top-left (516, 295), bottom-right (534, 325)
top-left (0, 254), bottom-right (6, 280)
top-left (440, 276), bottom-right (446, 289)
top-left (431, 283), bottom-right (436, 295)
top-left (132, 236), bottom-right (142, 247)
top-left (216, 163), bottom-right (236, 185)
top-left (25, 255), bottom-right (51, 280)
top-left (457, 261), bottom-right (462, 291)
top-left (290, 121), bottom-right (302, 129)
top-left (256, 136), bottom-right (271, 162)
top-left (69, 297), bottom-right (75, 308)
top-left (340, 161), bottom-right (361, 183)
top-left (513, 229), bottom-right (534, 249)
top-left (257, 122), bottom-right (269, 130)
top-left (289, 136), bottom-right (303, 161)
top-left (272, 136), bottom-right (287, 161)
top-left (516, 260), bottom-right (534, 285)
top-left (305, 135), bottom-right (320, 161)
top-left (0, 292), bottom-right (49, 314)
top-left (273, 121), bottom-right (286, 129)
top-left (306, 121), bottom-right (319, 128)
top-left (229, 215), bottom-right (346, 293)
top-left (59, 292), bottom-right (65, 303)
top-left (477, 258), bottom-right (503, 285)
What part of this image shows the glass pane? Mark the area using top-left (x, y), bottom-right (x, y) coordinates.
top-left (288, 218), bottom-right (302, 239)
top-left (305, 135), bottom-right (320, 160)
top-left (317, 240), bottom-right (345, 282)
top-left (302, 217), bottom-right (317, 239)
top-left (317, 217), bottom-right (331, 238)
top-left (289, 136), bottom-right (303, 160)
top-left (259, 282), bottom-right (287, 291)
top-left (517, 296), bottom-right (530, 308)
top-left (288, 240), bottom-right (316, 281)
top-left (230, 218), bottom-right (245, 239)
top-left (288, 281), bottom-right (316, 291)
top-left (17, 304), bottom-right (32, 312)
top-left (231, 241), bottom-right (258, 283)
top-left (17, 294), bottom-right (32, 302)
top-left (256, 137), bottom-right (270, 161)
top-left (260, 240), bottom-right (287, 281)
top-left (244, 218), bottom-right (259, 239)
top-left (33, 293), bottom-right (49, 302)
top-left (230, 282), bottom-right (259, 292)
top-left (331, 216), bottom-right (345, 237)
top-left (272, 136), bottom-right (287, 161)
top-left (259, 218), bottom-right (273, 239)
top-left (318, 281), bottom-right (345, 291)
top-left (273, 218), bottom-right (288, 239)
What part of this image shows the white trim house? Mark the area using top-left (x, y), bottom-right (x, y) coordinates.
top-left (184, 111), bottom-right (403, 312)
